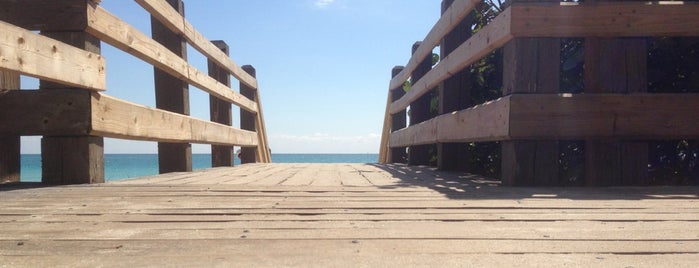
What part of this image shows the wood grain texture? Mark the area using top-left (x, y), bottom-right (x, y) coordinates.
top-left (0, 90), bottom-right (91, 136)
top-left (390, 93), bottom-right (699, 148)
top-left (511, 2), bottom-right (699, 37)
top-left (135, 0), bottom-right (258, 90)
top-left (84, 5), bottom-right (257, 113)
top-left (208, 41), bottom-right (234, 167)
top-left (389, 0), bottom-right (481, 91)
top-left (90, 93), bottom-right (258, 146)
top-left (0, 21), bottom-right (106, 90)
top-left (0, 0), bottom-right (90, 31)
top-left (390, 97), bottom-right (510, 147)
top-left (1, 163), bottom-right (697, 266)
top-left (0, 70), bottom-right (20, 184)
top-left (389, 8), bottom-right (513, 115)
top-left (501, 34), bottom-right (560, 186)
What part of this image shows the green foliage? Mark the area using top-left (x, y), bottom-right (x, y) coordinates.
top-left (432, 53), bottom-right (440, 66)
top-left (403, 80), bottom-right (411, 93)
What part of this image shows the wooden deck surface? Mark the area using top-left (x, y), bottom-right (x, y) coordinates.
top-left (1, 163), bottom-right (698, 267)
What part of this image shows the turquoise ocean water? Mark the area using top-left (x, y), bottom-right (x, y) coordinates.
top-left (19, 154), bottom-right (379, 182)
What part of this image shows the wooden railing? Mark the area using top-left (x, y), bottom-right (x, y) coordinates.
top-left (0, 0), bottom-right (271, 184)
top-left (379, 0), bottom-right (699, 186)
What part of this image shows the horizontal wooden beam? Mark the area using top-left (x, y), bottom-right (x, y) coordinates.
top-left (0, 90), bottom-right (258, 146)
top-left (0, 90), bottom-right (92, 136)
top-left (389, 94), bottom-right (699, 147)
top-left (508, 93), bottom-right (699, 139)
top-left (511, 2), bottom-right (699, 37)
top-left (389, 9), bottom-right (513, 115)
top-left (91, 93), bottom-right (258, 146)
top-left (135, 0), bottom-right (258, 90)
top-left (84, 5), bottom-right (258, 113)
top-left (388, 0), bottom-right (480, 91)
top-left (390, 97), bottom-right (509, 147)
top-left (0, 21), bottom-right (106, 90)
top-left (0, 0), bottom-right (91, 31)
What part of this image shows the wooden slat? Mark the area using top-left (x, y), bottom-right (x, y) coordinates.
top-left (84, 5), bottom-right (258, 113)
top-left (510, 2), bottom-right (699, 37)
top-left (388, 0), bottom-right (481, 91)
top-left (1, 163), bottom-right (698, 266)
top-left (390, 97), bottom-right (510, 147)
top-left (0, 0), bottom-right (90, 31)
top-left (135, 0), bottom-right (258, 90)
top-left (508, 94), bottom-right (699, 139)
top-left (389, 8), bottom-right (513, 115)
top-left (90, 93), bottom-right (258, 146)
top-left (390, 93), bottom-right (699, 148)
top-left (0, 90), bottom-right (91, 136)
top-left (0, 21), bottom-right (106, 90)
top-left (0, 69), bottom-right (20, 184)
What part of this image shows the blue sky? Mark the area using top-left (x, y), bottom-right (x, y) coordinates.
top-left (21, 0), bottom-right (440, 154)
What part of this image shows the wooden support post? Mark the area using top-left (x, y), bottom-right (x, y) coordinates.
top-left (501, 34), bottom-right (561, 186)
top-left (240, 65), bottom-right (257, 164)
top-left (39, 31), bottom-right (104, 184)
top-left (584, 37), bottom-right (649, 186)
top-left (390, 66), bottom-right (408, 163)
top-left (152, 0), bottom-right (192, 173)
top-left (408, 41), bottom-right (434, 166)
top-left (208, 41), bottom-right (233, 167)
top-left (1, 70), bottom-right (21, 184)
top-left (437, 0), bottom-right (472, 171)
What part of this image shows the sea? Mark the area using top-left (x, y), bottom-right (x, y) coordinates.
top-left (19, 154), bottom-right (378, 182)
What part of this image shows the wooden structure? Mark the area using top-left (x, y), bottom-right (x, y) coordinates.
top-left (0, 0), bottom-right (271, 184)
top-left (379, 0), bottom-right (699, 186)
top-left (1, 163), bottom-right (698, 266)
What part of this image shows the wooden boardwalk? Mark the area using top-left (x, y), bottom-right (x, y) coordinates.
top-left (1, 163), bottom-right (698, 267)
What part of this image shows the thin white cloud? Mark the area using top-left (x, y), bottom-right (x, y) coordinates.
top-left (314, 0), bottom-right (335, 8)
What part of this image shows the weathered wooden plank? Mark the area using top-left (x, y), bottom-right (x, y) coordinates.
top-left (388, 0), bottom-right (481, 91)
top-left (84, 5), bottom-right (257, 113)
top-left (135, 0), bottom-right (258, 90)
top-left (390, 97), bottom-right (510, 147)
top-left (2, 243), bottom-right (698, 268)
top-left (0, 0), bottom-right (90, 31)
top-left (36, 29), bottom-right (105, 185)
top-left (510, 2), bottom-right (699, 38)
top-left (390, 93), bottom-right (699, 148)
top-left (90, 93), bottom-right (258, 146)
top-left (0, 21), bottom-right (105, 90)
top-left (389, 8), bottom-right (513, 115)
top-left (0, 70), bottom-right (20, 184)
top-left (150, 0), bottom-right (191, 174)
top-left (0, 90), bottom-right (92, 136)
top-left (2, 219), bottom-right (698, 240)
top-left (501, 33), bottom-right (561, 186)
top-left (208, 41), bottom-right (233, 167)
top-left (437, 0), bottom-right (474, 171)
top-left (509, 94), bottom-right (699, 139)
top-left (408, 41), bottom-right (434, 166)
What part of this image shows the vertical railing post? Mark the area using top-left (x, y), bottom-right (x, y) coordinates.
top-left (151, 0), bottom-right (192, 173)
top-left (390, 66), bottom-right (408, 163)
top-left (1, 71), bottom-right (21, 184)
top-left (584, 38), bottom-right (648, 186)
top-left (40, 32), bottom-right (104, 184)
top-left (408, 41), bottom-right (434, 166)
top-left (240, 65), bottom-right (257, 164)
top-left (208, 41), bottom-right (234, 167)
top-left (437, 0), bottom-right (472, 171)
top-left (501, 0), bottom-right (560, 186)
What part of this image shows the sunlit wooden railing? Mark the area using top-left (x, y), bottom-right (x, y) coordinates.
top-left (0, 0), bottom-right (271, 184)
top-left (379, 0), bottom-right (699, 186)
